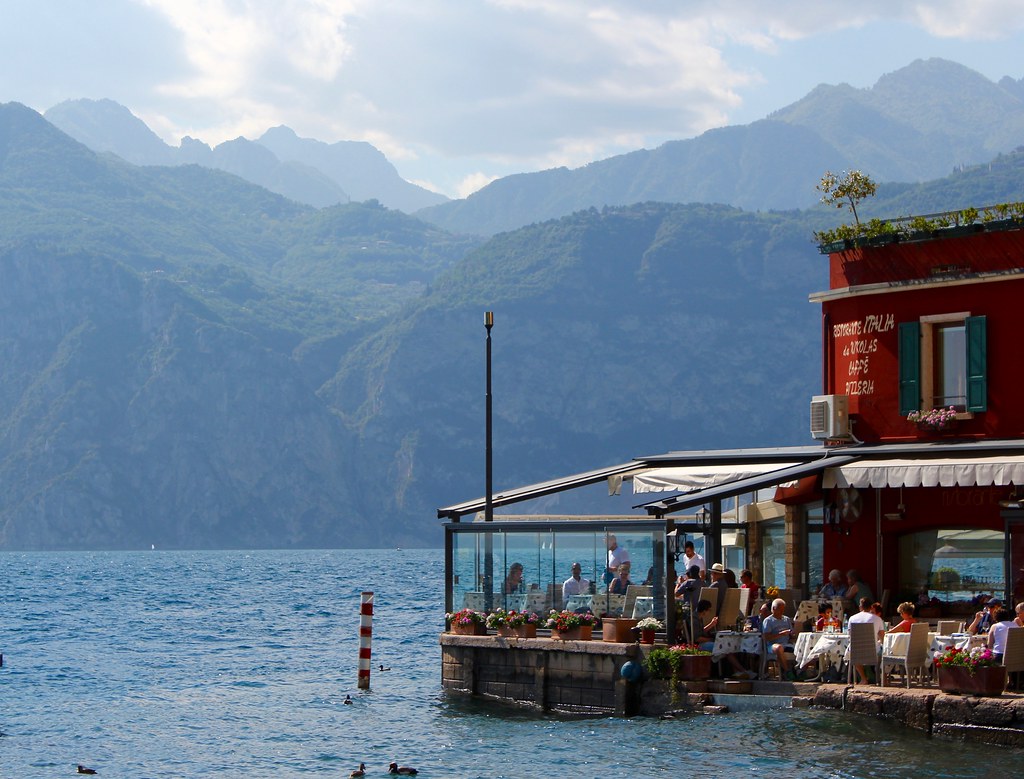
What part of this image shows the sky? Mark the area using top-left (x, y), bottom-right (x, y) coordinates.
top-left (3, 1), bottom-right (1024, 199)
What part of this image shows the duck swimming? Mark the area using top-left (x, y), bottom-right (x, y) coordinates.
top-left (388, 762), bottom-right (418, 775)
top-left (350, 762), bottom-right (366, 778)
top-left (77, 767), bottom-right (97, 775)
top-left (343, 694), bottom-right (353, 705)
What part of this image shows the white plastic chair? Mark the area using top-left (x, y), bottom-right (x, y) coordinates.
top-left (881, 622), bottom-right (930, 687)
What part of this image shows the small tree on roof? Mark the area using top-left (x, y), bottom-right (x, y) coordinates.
top-left (817, 169), bottom-right (877, 226)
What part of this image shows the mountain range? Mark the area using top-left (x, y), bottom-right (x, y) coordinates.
top-left (3, 57), bottom-right (1024, 550)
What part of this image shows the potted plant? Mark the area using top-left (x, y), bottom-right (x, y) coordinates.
top-left (545, 609), bottom-right (599, 640)
top-left (486, 608), bottom-right (540, 638)
top-left (907, 407), bottom-right (958, 433)
top-left (636, 616), bottom-right (663, 645)
top-left (446, 608), bottom-right (487, 636)
top-left (643, 644), bottom-right (714, 703)
top-left (934, 646), bottom-right (1006, 696)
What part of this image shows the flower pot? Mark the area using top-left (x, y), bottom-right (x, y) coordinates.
top-left (497, 623), bottom-right (536, 638)
top-left (676, 654), bottom-right (712, 681)
top-left (641, 629), bottom-right (657, 645)
top-left (551, 625), bottom-right (593, 641)
top-left (937, 665), bottom-right (1007, 697)
top-left (601, 618), bottom-right (638, 643)
top-left (450, 621), bottom-right (487, 636)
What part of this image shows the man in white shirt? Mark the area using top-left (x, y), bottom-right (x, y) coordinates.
top-left (562, 562), bottom-right (590, 603)
top-left (848, 597), bottom-right (885, 684)
top-left (682, 541), bottom-right (706, 580)
top-left (604, 534), bottom-right (630, 585)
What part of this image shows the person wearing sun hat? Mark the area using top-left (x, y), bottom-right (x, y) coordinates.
top-left (709, 562), bottom-right (729, 613)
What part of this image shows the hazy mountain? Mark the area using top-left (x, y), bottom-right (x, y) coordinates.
top-left (43, 98), bottom-right (446, 213)
top-left (257, 126), bottom-right (448, 213)
top-left (416, 58), bottom-right (1024, 235)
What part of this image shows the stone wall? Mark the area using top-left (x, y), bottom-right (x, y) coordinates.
top-left (813, 684), bottom-right (1024, 746)
top-left (441, 634), bottom-right (643, 715)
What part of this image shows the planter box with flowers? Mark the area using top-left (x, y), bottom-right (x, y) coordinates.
top-left (934, 646), bottom-right (1007, 696)
top-left (545, 609), bottom-right (599, 640)
top-left (446, 608), bottom-right (488, 636)
top-left (636, 617), bottom-right (664, 645)
top-left (644, 644), bottom-right (713, 682)
top-left (486, 608), bottom-right (540, 638)
top-left (907, 406), bottom-right (959, 435)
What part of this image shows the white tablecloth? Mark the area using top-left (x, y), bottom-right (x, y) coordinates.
top-left (565, 594), bottom-right (592, 611)
top-left (881, 631), bottom-right (984, 668)
top-left (711, 630), bottom-right (764, 662)
top-left (794, 631), bottom-right (850, 670)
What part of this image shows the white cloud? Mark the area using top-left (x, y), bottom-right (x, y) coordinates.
top-left (8, 0), bottom-right (1022, 196)
top-left (456, 172), bottom-right (501, 198)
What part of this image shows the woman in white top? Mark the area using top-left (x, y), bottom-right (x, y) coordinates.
top-left (987, 608), bottom-right (1019, 661)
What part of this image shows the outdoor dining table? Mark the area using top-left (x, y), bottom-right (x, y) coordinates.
top-left (711, 630), bottom-right (764, 662)
top-left (794, 630), bottom-right (851, 672)
top-left (882, 631), bottom-right (986, 666)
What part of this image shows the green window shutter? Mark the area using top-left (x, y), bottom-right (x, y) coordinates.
top-left (898, 321), bottom-right (921, 415)
top-left (966, 315), bottom-right (987, 411)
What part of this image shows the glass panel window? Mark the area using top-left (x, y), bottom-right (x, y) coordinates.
top-left (934, 323), bottom-right (966, 409)
top-left (898, 528), bottom-right (1004, 610)
top-left (761, 521), bottom-right (787, 589)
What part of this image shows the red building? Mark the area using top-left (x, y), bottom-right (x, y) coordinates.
top-left (440, 207), bottom-right (1024, 628)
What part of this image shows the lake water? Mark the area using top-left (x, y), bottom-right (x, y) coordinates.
top-left (2, 549), bottom-right (1021, 778)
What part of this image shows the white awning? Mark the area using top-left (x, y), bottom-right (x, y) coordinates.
top-left (632, 463), bottom-right (800, 494)
top-left (823, 455), bottom-right (1024, 489)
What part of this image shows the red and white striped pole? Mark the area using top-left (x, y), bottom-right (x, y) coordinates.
top-left (358, 591), bottom-right (374, 689)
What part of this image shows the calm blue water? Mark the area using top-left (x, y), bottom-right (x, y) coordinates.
top-left (1, 549), bottom-right (1020, 778)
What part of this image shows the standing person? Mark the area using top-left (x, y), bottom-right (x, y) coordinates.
top-left (682, 541), bottom-right (706, 580)
top-left (562, 562), bottom-right (590, 603)
top-left (848, 597), bottom-right (885, 684)
top-left (604, 534), bottom-right (630, 586)
top-left (503, 562), bottom-right (524, 594)
top-left (762, 598), bottom-right (797, 680)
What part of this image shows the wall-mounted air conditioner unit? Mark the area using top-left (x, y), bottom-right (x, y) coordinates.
top-left (810, 394), bottom-right (850, 440)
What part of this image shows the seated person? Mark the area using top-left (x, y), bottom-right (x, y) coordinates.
top-left (987, 608), bottom-right (1018, 662)
top-left (503, 562), bottom-right (524, 594)
top-left (887, 602), bottom-right (917, 633)
top-left (608, 562), bottom-right (632, 594)
top-left (967, 597), bottom-right (1002, 635)
top-left (739, 569), bottom-right (760, 607)
top-left (562, 562), bottom-right (590, 603)
top-left (848, 597), bottom-right (885, 684)
top-left (748, 601), bottom-right (770, 632)
top-left (869, 602), bottom-right (884, 620)
top-left (815, 603), bottom-right (840, 632)
top-left (694, 598), bottom-right (719, 651)
top-left (762, 598), bottom-right (798, 680)
top-left (845, 569), bottom-right (873, 604)
top-left (674, 564), bottom-right (702, 608)
top-left (818, 569), bottom-right (847, 599)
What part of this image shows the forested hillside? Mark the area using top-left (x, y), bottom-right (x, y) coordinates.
top-left (2, 94), bottom-right (1024, 549)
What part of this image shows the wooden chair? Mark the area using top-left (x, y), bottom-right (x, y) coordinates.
top-left (881, 622), bottom-right (930, 687)
top-left (847, 621), bottom-right (880, 685)
top-left (937, 620), bottom-right (962, 636)
top-left (1002, 626), bottom-right (1024, 691)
